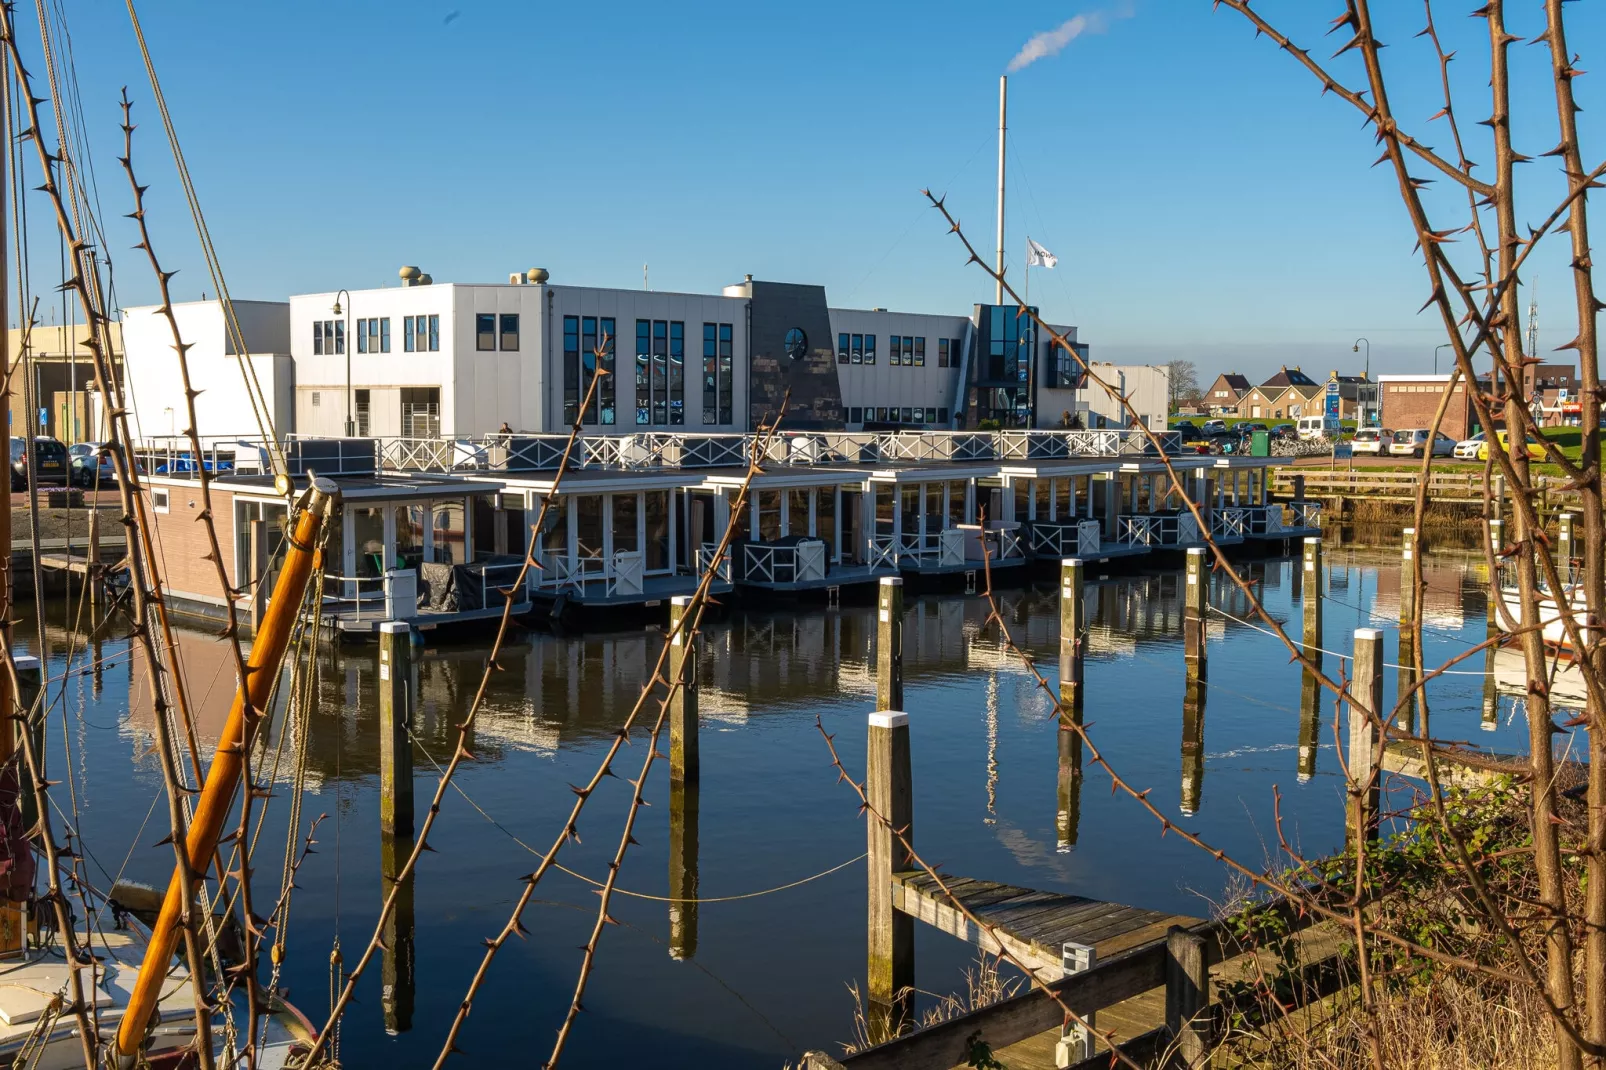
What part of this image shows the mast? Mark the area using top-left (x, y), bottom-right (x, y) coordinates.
top-left (115, 479), bottom-right (338, 1064)
top-left (0, 12), bottom-right (17, 957)
top-left (995, 75), bottom-right (1007, 305)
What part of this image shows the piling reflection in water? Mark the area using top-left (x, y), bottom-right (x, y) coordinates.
top-left (380, 827), bottom-right (416, 1036)
top-left (1298, 671), bottom-right (1321, 783)
top-left (668, 779), bottom-right (699, 961)
top-left (1180, 677), bottom-right (1206, 817)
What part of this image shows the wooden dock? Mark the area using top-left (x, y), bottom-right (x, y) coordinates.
top-left (891, 873), bottom-right (1199, 983)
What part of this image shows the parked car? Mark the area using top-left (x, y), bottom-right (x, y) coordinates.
top-left (1350, 428), bottom-right (1391, 455)
top-left (69, 442), bottom-right (141, 488)
top-left (1389, 428), bottom-right (1456, 458)
top-left (1200, 420), bottom-right (1228, 437)
top-left (1240, 422), bottom-right (1269, 434)
top-left (1452, 431), bottom-right (1486, 459)
top-left (1477, 431), bottom-right (1546, 462)
top-left (10, 436), bottom-right (68, 490)
top-left (1170, 420), bottom-right (1201, 441)
top-left (1270, 423), bottom-right (1296, 441)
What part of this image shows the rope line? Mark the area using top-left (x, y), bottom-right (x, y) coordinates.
top-left (1205, 604), bottom-right (1494, 676)
top-left (405, 721), bottom-right (865, 904)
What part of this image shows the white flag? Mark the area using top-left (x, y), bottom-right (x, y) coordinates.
top-left (1026, 237), bottom-right (1058, 269)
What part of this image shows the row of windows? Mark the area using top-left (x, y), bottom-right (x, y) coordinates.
top-left (1387, 383), bottom-right (1465, 393)
top-left (836, 333), bottom-right (965, 368)
top-left (404, 315), bottom-right (440, 352)
top-left (476, 313), bottom-right (520, 351)
top-left (357, 317), bottom-right (390, 354)
top-left (847, 405), bottom-right (949, 425)
top-left (311, 320), bottom-right (344, 356)
top-left (560, 318), bottom-right (735, 427)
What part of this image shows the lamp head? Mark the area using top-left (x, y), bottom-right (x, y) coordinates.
top-left (1352, 343), bottom-right (1359, 353)
top-left (331, 300), bottom-right (343, 315)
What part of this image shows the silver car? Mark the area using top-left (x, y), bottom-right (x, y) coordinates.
top-left (1388, 428), bottom-right (1456, 458)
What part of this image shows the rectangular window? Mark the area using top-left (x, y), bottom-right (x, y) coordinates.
top-left (902, 336), bottom-right (914, 365)
top-left (334, 320), bottom-right (344, 355)
top-left (914, 337), bottom-right (925, 367)
top-left (864, 334), bottom-right (876, 364)
top-left (925, 406), bottom-right (936, 423)
top-left (635, 320), bottom-right (651, 425)
top-left (427, 314), bottom-right (439, 352)
top-left (890, 335), bottom-right (902, 366)
top-left (356, 388), bottom-right (371, 436)
top-left (599, 317), bottom-right (616, 425)
top-left (669, 321), bottom-right (684, 425)
top-left (652, 320), bottom-right (670, 425)
top-left (357, 319), bottom-right (368, 354)
top-left (718, 323), bottom-right (733, 424)
top-left (581, 317), bottom-right (599, 423)
top-left (476, 313), bottom-right (496, 351)
top-left (852, 333), bottom-right (863, 363)
top-left (152, 488), bottom-right (170, 513)
top-left (938, 407), bottom-right (949, 424)
top-left (380, 317), bottom-right (391, 353)
top-left (901, 406), bottom-right (913, 422)
top-left (838, 333), bottom-right (850, 364)
top-left (404, 316), bottom-right (415, 352)
top-left (876, 406), bottom-right (888, 422)
top-left (400, 387), bottom-right (441, 439)
top-left (850, 406), bottom-right (863, 423)
top-left (313, 320), bottom-right (324, 356)
top-left (563, 316), bottom-right (580, 426)
top-left (500, 313), bottom-right (520, 351)
top-left (705, 324), bottom-right (720, 424)
top-left (937, 338), bottom-right (948, 368)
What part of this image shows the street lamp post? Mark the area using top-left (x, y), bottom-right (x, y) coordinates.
top-left (1434, 343), bottom-right (1451, 375)
top-left (331, 289), bottom-right (353, 436)
top-left (1352, 337), bottom-right (1371, 425)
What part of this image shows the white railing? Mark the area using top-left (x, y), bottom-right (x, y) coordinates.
top-left (697, 544), bottom-right (732, 582)
top-left (139, 434), bottom-right (278, 477)
top-left (868, 532), bottom-right (901, 569)
top-left (376, 437), bottom-right (487, 472)
top-left (739, 540), bottom-right (828, 584)
top-left (473, 561), bottom-right (530, 607)
top-left (1117, 513), bottom-right (1200, 546)
top-left (320, 573), bottom-right (386, 621)
top-left (1247, 504), bottom-right (1286, 536)
top-left (1211, 507), bottom-right (1248, 539)
top-left (997, 431), bottom-right (1070, 460)
top-left (1288, 500), bottom-right (1322, 529)
top-left (1026, 519), bottom-right (1101, 558)
top-left (534, 551), bottom-right (646, 596)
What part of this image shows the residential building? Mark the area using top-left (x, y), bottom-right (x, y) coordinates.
top-left (121, 300), bottom-right (294, 444)
top-left (1234, 366), bottom-right (1323, 421)
top-left (5, 323), bottom-right (124, 442)
top-left (1202, 372), bottom-right (1251, 415)
top-left (1378, 374), bottom-right (1478, 440)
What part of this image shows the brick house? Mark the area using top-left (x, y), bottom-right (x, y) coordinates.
top-left (1203, 372), bottom-right (1251, 414)
top-left (1378, 374), bottom-right (1477, 439)
top-left (1234, 366), bottom-right (1323, 420)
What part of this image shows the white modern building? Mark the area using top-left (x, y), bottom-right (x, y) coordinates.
top-left (122, 265), bottom-right (1171, 443)
top-left (121, 299), bottom-right (294, 444)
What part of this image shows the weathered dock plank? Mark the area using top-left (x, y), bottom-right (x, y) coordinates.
top-left (891, 872), bottom-right (1200, 983)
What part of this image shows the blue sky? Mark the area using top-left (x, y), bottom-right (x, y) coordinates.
top-left (23, 0), bottom-right (1606, 382)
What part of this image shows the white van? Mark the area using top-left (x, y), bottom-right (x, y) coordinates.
top-left (1297, 414), bottom-right (1342, 441)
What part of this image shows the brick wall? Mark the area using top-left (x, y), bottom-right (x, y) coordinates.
top-left (1379, 380), bottom-right (1475, 439)
top-left (144, 483), bottom-right (238, 604)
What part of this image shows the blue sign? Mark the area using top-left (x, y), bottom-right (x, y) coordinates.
top-left (1325, 380), bottom-right (1341, 419)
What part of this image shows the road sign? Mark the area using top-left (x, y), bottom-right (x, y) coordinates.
top-left (1325, 380), bottom-right (1341, 419)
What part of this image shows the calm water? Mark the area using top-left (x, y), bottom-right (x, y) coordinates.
top-left (16, 545), bottom-right (1535, 1067)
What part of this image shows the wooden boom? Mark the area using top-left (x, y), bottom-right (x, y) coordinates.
top-left (115, 478), bottom-right (337, 1062)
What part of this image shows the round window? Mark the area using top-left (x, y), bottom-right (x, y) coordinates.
top-left (784, 328), bottom-right (808, 361)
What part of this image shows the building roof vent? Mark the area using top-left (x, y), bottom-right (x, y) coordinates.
top-left (399, 265), bottom-right (421, 287)
top-left (527, 267), bottom-right (550, 284)
top-left (509, 273), bottom-right (524, 285)
top-left (416, 274), bottom-right (433, 286)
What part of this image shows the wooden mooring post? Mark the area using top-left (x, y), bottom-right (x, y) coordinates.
top-left (1301, 537), bottom-right (1321, 664)
top-left (86, 508), bottom-right (101, 607)
top-left (866, 709), bottom-right (913, 1042)
top-left (1183, 547), bottom-right (1207, 681)
top-left (1346, 628), bottom-right (1384, 845)
top-left (669, 595), bottom-right (699, 785)
top-left (876, 577), bottom-right (903, 712)
top-left (1166, 926), bottom-right (1210, 1068)
top-left (1559, 510), bottom-right (1576, 585)
top-left (378, 621), bottom-right (414, 839)
top-left (1058, 558), bottom-right (1084, 720)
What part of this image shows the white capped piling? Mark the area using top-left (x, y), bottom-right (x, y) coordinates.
top-left (1347, 628), bottom-right (1384, 845)
top-left (876, 577), bottom-right (904, 713)
top-left (1399, 527), bottom-right (1418, 627)
top-left (1183, 547), bottom-right (1207, 679)
top-left (866, 709), bottom-right (913, 1041)
top-left (1559, 511), bottom-right (1576, 585)
top-left (669, 595), bottom-right (699, 785)
top-left (1302, 537), bottom-right (1322, 664)
top-left (378, 621), bottom-right (414, 838)
top-left (1058, 558), bottom-right (1084, 720)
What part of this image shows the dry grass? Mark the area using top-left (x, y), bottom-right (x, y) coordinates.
top-left (838, 952), bottom-right (1024, 1056)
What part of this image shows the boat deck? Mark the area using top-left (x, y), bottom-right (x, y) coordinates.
top-left (529, 573), bottom-right (735, 608)
top-left (732, 562), bottom-right (895, 595)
